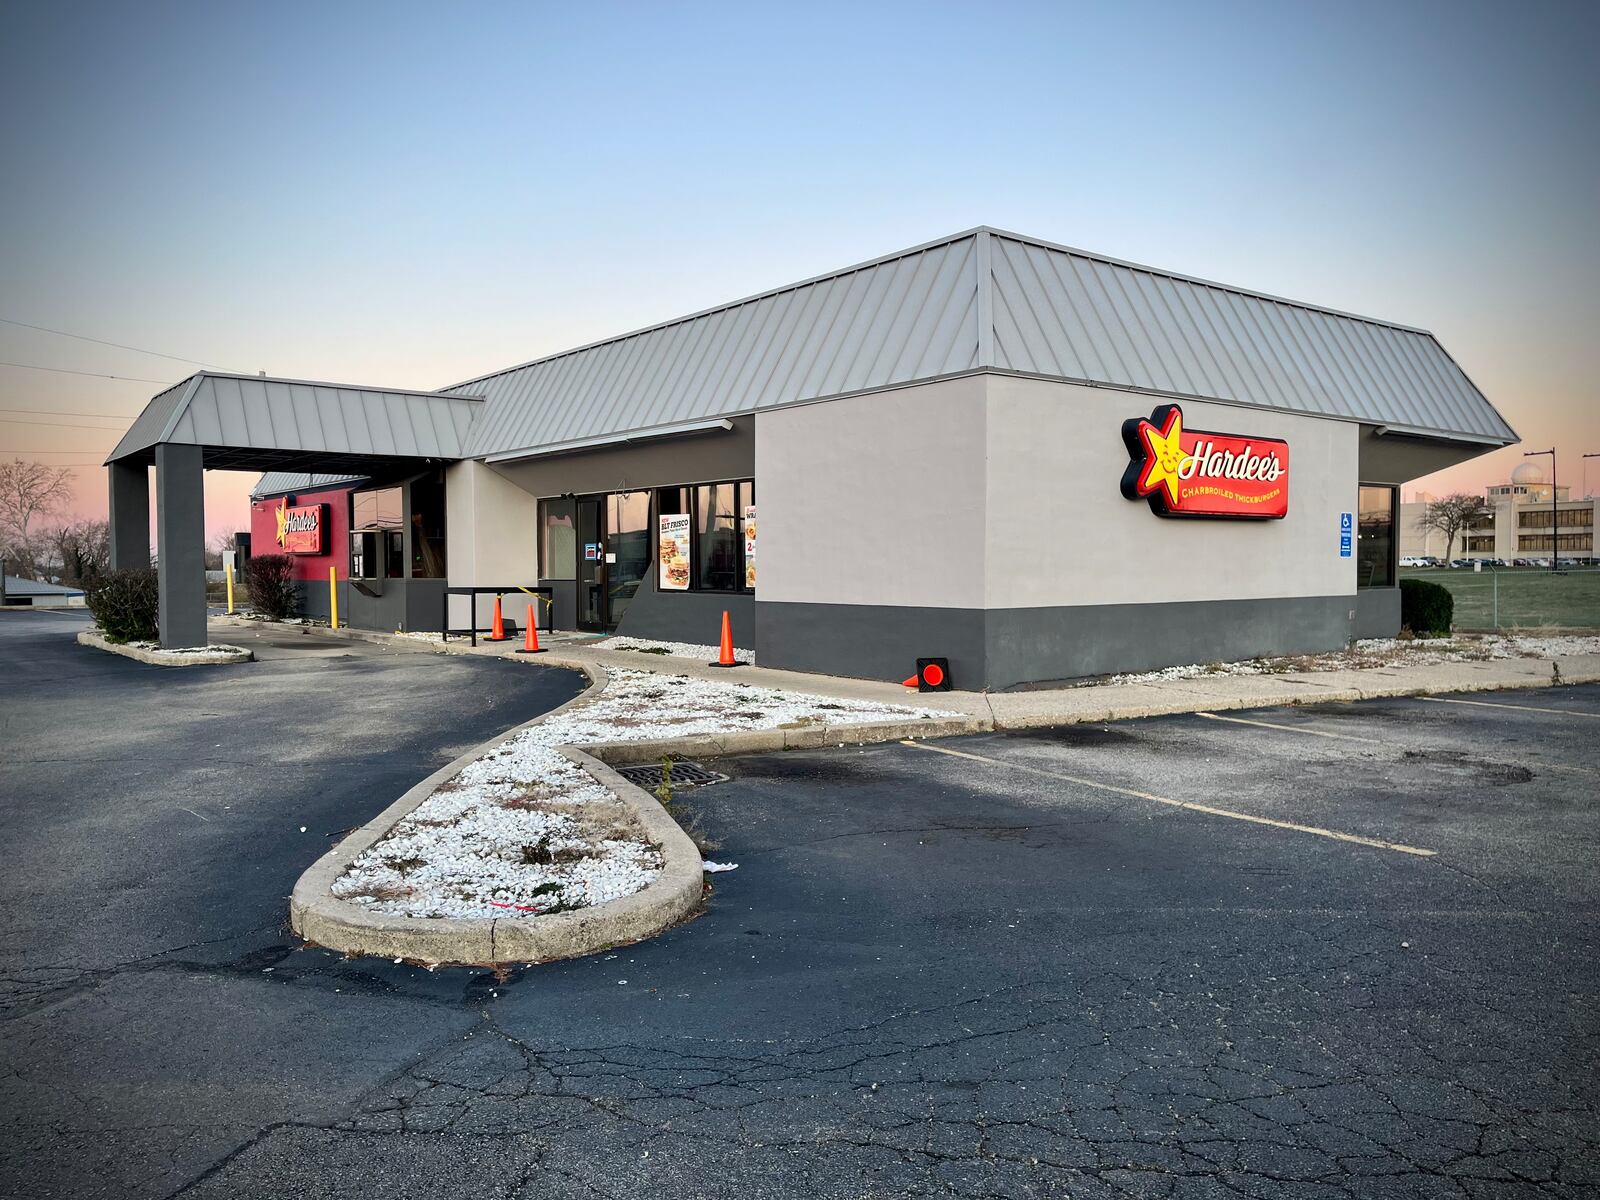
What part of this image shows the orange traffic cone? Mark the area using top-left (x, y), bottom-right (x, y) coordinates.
top-left (488, 595), bottom-right (510, 641)
top-left (707, 610), bottom-right (746, 668)
top-left (516, 603), bottom-right (545, 654)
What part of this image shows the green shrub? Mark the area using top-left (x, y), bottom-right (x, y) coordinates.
top-left (243, 554), bottom-right (298, 620)
top-left (1400, 577), bottom-right (1453, 637)
top-left (85, 569), bottom-right (160, 643)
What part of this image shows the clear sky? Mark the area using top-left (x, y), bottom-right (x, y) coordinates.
top-left (2, 0), bottom-right (1597, 538)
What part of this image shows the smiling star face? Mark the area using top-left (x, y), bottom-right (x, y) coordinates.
top-left (1135, 407), bottom-right (1189, 508)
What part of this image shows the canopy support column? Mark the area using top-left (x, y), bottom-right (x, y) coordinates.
top-left (107, 460), bottom-right (150, 570)
top-left (155, 443), bottom-right (207, 648)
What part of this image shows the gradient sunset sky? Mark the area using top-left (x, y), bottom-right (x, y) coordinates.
top-left (3, 0), bottom-right (1597, 538)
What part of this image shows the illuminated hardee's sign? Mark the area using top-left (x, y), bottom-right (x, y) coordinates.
top-left (1120, 404), bottom-right (1289, 520)
top-left (275, 501), bottom-right (326, 554)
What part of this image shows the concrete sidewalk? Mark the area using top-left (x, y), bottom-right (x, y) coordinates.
top-left (211, 615), bottom-right (1600, 728)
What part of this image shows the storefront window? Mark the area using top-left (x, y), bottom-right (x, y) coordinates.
top-left (1357, 485), bottom-right (1396, 588)
top-left (538, 498), bottom-right (576, 580)
top-left (409, 472), bottom-right (447, 578)
top-left (695, 482), bottom-right (741, 591)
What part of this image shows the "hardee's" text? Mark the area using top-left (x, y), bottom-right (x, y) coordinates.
top-left (1176, 440), bottom-right (1285, 483)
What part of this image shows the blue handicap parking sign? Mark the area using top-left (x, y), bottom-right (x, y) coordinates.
top-left (1339, 512), bottom-right (1354, 558)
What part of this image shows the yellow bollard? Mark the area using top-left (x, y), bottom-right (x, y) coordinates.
top-left (329, 565), bottom-right (339, 630)
top-left (224, 563), bottom-right (235, 614)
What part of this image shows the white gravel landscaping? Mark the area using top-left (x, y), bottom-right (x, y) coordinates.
top-left (331, 668), bottom-right (944, 920)
top-left (601, 636), bottom-right (756, 664)
top-left (127, 641), bottom-right (251, 659)
top-left (1102, 633), bottom-right (1600, 685)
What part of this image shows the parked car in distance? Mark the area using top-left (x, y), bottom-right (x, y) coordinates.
top-left (1448, 558), bottom-right (1474, 569)
top-left (1399, 556), bottom-right (1433, 568)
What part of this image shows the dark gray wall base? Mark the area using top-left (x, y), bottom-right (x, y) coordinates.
top-left (292, 579), bottom-right (446, 632)
top-left (757, 594), bottom-right (1357, 691)
top-left (1355, 587), bottom-right (1401, 640)
top-left (985, 595), bottom-right (1354, 690)
top-left (756, 601), bottom-right (986, 689)
top-left (614, 574), bottom-right (755, 645)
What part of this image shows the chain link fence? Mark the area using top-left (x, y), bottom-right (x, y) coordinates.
top-left (1400, 566), bottom-right (1600, 631)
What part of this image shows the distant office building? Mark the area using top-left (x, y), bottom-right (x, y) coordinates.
top-left (1401, 463), bottom-right (1597, 562)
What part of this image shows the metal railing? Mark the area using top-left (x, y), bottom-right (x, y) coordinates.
top-left (442, 585), bottom-right (554, 646)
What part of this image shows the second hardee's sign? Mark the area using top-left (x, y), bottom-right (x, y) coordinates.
top-left (275, 501), bottom-right (326, 554)
top-left (1120, 404), bottom-right (1289, 520)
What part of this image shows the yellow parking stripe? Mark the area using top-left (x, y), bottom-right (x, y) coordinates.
top-left (901, 740), bottom-right (1436, 857)
top-left (1417, 696), bottom-right (1600, 718)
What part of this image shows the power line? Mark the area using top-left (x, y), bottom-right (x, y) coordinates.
top-left (0, 360), bottom-right (176, 385)
top-left (0, 406), bottom-right (136, 419)
top-left (0, 317), bottom-right (225, 370)
top-left (1, 416), bottom-right (129, 429)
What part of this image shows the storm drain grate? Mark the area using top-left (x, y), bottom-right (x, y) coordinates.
top-left (615, 760), bottom-right (729, 791)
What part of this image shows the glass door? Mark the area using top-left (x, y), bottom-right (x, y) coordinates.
top-left (576, 497), bottom-right (605, 631)
top-left (606, 491), bottom-right (651, 628)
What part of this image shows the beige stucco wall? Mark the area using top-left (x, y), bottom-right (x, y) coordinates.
top-left (754, 376), bottom-right (988, 608)
top-left (984, 377), bottom-right (1361, 608)
top-left (445, 459), bottom-right (539, 586)
top-left (756, 373), bottom-right (1364, 612)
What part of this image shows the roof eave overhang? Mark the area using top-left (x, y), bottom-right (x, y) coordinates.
top-left (482, 418), bottom-right (735, 465)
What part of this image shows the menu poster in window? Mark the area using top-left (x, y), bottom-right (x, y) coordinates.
top-left (743, 504), bottom-right (756, 589)
top-left (658, 513), bottom-right (692, 591)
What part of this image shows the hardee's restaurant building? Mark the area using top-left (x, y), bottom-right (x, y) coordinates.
top-left (109, 228), bottom-right (1517, 689)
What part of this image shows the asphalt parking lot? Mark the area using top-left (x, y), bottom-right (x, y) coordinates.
top-left (2, 610), bottom-right (1597, 1199)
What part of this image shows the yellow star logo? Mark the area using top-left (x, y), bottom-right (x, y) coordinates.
top-left (1135, 407), bottom-right (1188, 507)
top-left (274, 499), bottom-right (289, 547)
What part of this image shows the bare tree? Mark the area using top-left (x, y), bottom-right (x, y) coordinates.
top-left (204, 532), bottom-right (234, 571)
top-left (53, 519), bottom-right (111, 588)
top-left (0, 459), bottom-right (75, 580)
top-left (1416, 492), bottom-right (1490, 562)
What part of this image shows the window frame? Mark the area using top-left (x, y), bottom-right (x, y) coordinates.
top-left (1355, 483), bottom-right (1398, 589)
top-left (534, 477), bottom-right (757, 595)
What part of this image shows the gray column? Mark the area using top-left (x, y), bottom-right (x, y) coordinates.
top-left (154, 443), bottom-right (208, 648)
top-left (107, 460), bottom-right (150, 570)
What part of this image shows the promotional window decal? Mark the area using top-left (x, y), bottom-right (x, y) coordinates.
top-left (1120, 404), bottom-right (1290, 520)
top-left (275, 501), bottom-right (326, 554)
top-left (743, 504), bottom-right (756, 590)
top-left (658, 514), bottom-right (691, 591)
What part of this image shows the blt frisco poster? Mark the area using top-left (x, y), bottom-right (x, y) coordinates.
top-left (658, 513), bottom-right (691, 590)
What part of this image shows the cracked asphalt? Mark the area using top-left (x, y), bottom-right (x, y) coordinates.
top-left (3, 611), bottom-right (1598, 1198)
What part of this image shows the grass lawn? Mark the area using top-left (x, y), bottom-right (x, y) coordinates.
top-left (1400, 567), bottom-right (1600, 630)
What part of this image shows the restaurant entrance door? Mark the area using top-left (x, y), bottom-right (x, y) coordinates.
top-left (575, 490), bottom-right (651, 632)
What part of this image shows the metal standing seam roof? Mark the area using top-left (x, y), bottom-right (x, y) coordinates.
top-left (250, 471), bottom-right (369, 499)
top-left (0, 575), bottom-right (84, 597)
top-left (443, 226), bottom-right (1514, 459)
top-left (107, 373), bottom-right (486, 468)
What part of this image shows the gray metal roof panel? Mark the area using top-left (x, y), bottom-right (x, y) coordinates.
top-left (250, 471), bottom-right (369, 499)
top-left (451, 215), bottom-right (1517, 457)
top-left (106, 375), bottom-right (199, 462)
top-left (986, 232), bottom-right (1514, 442)
top-left (452, 235), bottom-right (985, 458)
top-left (1, 575), bottom-right (84, 596)
top-left (112, 372), bottom-right (486, 464)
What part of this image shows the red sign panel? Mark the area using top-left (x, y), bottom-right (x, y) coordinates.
top-left (1120, 405), bottom-right (1289, 520)
top-left (277, 502), bottom-right (326, 554)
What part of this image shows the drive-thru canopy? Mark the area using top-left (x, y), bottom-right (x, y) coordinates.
top-left (105, 372), bottom-right (481, 646)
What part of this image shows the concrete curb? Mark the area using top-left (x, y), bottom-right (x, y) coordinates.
top-left (290, 656), bottom-right (988, 966)
top-left (77, 629), bottom-right (254, 667)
